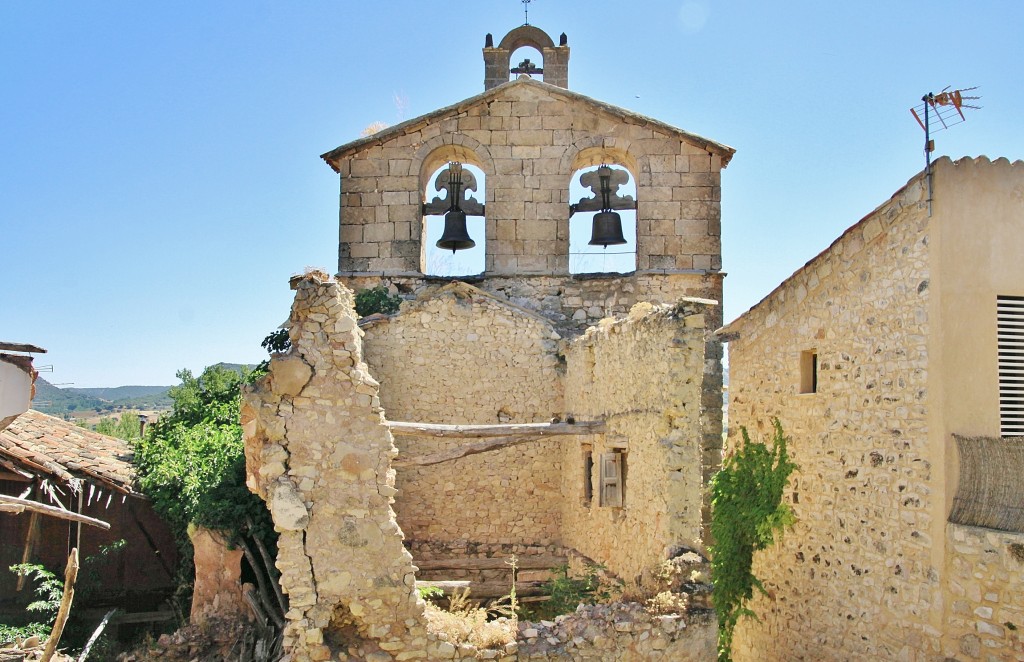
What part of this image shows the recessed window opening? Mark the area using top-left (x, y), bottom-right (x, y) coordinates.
top-left (509, 46), bottom-right (543, 82)
top-left (423, 161), bottom-right (486, 277)
top-left (569, 164), bottom-right (637, 274)
top-left (582, 444), bottom-right (594, 507)
top-left (800, 349), bottom-right (818, 394)
top-left (997, 295), bottom-right (1024, 436)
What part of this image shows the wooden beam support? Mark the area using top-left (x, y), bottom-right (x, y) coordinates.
top-left (387, 420), bottom-right (604, 439)
top-left (0, 495), bottom-right (111, 530)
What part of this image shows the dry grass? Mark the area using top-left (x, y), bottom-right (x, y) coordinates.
top-left (423, 589), bottom-right (516, 651)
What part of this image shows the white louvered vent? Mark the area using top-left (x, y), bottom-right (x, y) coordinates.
top-left (998, 295), bottom-right (1024, 436)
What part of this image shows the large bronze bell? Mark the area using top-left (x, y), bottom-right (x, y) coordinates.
top-left (589, 210), bottom-right (627, 247)
top-left (436, 209), bottom-right (476, 252)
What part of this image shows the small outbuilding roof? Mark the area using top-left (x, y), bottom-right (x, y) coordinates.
top-left (0, 409), bottom-right (140, 495)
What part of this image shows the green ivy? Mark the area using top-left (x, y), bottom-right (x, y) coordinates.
top-left (354, 285), bottom-right (402, 317)
top-left (710, 419), bottom-right (797, 662)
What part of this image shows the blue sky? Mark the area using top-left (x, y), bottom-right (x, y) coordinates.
top-left (2, 1), bottom-right (1022, 387)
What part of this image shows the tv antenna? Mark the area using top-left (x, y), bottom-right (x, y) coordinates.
top-left (910, 86), bottom-right (981, 216)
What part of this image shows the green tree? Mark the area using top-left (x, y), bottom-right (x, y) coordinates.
top-left (94, 412), bottom-right (142, 441)
top-left (132, 365), bottom-right (273, 586)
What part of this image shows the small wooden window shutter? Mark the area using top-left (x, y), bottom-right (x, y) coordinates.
top-left (600, 452), bottom-right (622, 507)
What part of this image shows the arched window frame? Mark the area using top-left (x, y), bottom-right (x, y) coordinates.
top-left (567, 147), bottom-right (639, 275)
top-left (419, 146), bottom-right (488, 277)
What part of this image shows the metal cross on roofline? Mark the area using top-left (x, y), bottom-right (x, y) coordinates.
top-left (523, 0), bottom-right (531, 25)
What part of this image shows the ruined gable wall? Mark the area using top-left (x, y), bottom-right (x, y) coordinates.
top-left (725, 179), bottom-right (936, 660)
top-left (361, 285), bottom-right (565, 547)
top-left (561, 300), bottom-right (710, 582)
top-left (335, 81), bottom-right (722, 277)
top-left (242, 275), bottom-right (436, 661)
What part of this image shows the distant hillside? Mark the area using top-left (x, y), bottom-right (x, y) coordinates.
top-left (33, 378), bottom-right (173, 416)
top-left (71, 385), bottom-right (171, 401)
top-left (33, 378), bottom-right (105, 413)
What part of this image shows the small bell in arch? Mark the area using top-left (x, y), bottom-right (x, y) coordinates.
top-left (424, 162), bottom-right (485, 253)
top-left (436, 209), bottom-right (476, 253)
top-left (588, 166), bottom-right (628, 248)
top-left (589, 210), bottom-right (626, 247)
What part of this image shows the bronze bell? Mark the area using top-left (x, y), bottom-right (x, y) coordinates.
top-left (589, 211), bottom-right (627, 247)
top-left (436, 209), bottom-right (476, 252)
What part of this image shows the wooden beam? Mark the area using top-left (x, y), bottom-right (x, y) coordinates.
top-left (42, 549), bottom-right (79, 662)
top-left (414, 556), bottom-right (565, 572)
top-left (0, 342), bottom-right (47, 353)
top-left (387, 420), bottom-right (604, 439)
top-left (0, 495), bottom-right (111, 530)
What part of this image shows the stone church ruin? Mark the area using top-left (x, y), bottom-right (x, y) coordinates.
top-left (242, 23), bottom-right (732, 660)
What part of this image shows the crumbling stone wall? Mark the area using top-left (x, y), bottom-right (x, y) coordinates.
top-left (516, 603), bottom-right (715, 660)
top-left (561, 300), bottom-right (712, 583)
top-left (188, 526), bottom-right (248, 627)
top-left (723, 179), bottom-right (936, 659)
top-left (360, 282), bottom-right (564, 546)
top-left (344, 272), bottom-right (725, 491)
top-left (243, 274), bottom-right (719, 660)
top-left (243, 274), bottom-right (435, 661)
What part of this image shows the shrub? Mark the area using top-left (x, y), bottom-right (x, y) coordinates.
top-left (710, 418), bottom-right (797, 662)
top-left (354, 285), bottom-right (402, 317)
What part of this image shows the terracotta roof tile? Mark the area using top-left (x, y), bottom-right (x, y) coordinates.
top-left (0, 410), bottom-right (140, 495)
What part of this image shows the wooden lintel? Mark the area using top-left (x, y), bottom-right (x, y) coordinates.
top-left (387, 420), bottom-right (604, 439)
top-left (0, 495), bottom-right (111, 530)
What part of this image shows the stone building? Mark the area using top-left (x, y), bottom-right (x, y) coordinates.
top-left (243, 23), bottom-right (732, 660)
top-left (720, 156), bottom-right (1024, 660)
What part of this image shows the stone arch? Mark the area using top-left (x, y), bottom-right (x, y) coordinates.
top-left (416, 134), bottom-right (494, 184)
top-left (566, 145), bottom-right (640, 275)
top-left (498, 25), bottom-right (556, 51)
top-left (418, 141), bottom-right (489, 276)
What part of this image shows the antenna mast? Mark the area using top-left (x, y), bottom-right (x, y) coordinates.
top-left (910, 87), bottom-right (981, 216)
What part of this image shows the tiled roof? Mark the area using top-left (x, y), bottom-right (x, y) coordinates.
top-left (0, 410), bottom-right (139, 495)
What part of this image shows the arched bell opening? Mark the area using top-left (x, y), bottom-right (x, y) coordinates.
top-left (421, 160), bottom-right (487, 277)
top-left (509, 45), bottom-right (544, 83)
top-left (568, 164), bottom-right (637, 275)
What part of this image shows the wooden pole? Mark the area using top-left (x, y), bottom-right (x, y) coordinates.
top-left (41, 548), bottom-right (79, 662)
top-left (386, 420), bottom-right (604, 438)
top-left (0, 495), bottom-right (110, 530)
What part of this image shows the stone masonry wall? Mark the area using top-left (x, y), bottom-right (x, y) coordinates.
top-left (942, 524), bottom-right (1024, 659)
top-left (328, 79), bottom-right (725, 277)
top-left (724, 179), bottom-right (936, 660)
top-left (561, 299), bottom-right (711, 583)
top-left (242, 273), bottom-right (718, 661)
top-left (341, 271), bottom-right (725, 503)
top-left (360, 282), bottom-right (564, 546)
